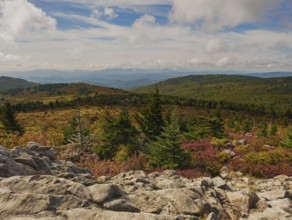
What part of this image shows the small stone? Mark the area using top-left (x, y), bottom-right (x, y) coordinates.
top-left (223, 149), bottom-right (236, 157)
top-left (97, 176), bottom-right (111, 182)
top-left (212, 176), bottom-right (227, 189)
top-left (238, 139), bottom-right (247, 145)
top-left (162, 170), bottom-right (177, 177)
top-left (206, 212), bottom-right (218, 220)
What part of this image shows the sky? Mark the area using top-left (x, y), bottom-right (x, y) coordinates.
top-left (0, 0), bottom-right (292, 72)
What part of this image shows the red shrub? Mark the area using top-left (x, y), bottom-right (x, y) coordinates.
top-left (183, 140), bottom-right (222, 177)
top-left (176, 169), bottom-right (210, 179)
top-left (120, 153), bottom-right (147, 172)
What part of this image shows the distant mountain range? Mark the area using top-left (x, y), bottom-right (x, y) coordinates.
top-left (2, 69), bottom-right (292, 89)
top-left (0, 76), bottom-right (38, 91)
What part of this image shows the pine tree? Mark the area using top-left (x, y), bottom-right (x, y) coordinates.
top-left (257, 120), bottom-right (267, 137)
top-left (281, 127), bottom-right (292, 149)
top-left (241, 119), bottom-right (253, 133)
top-left (0, 101), bottom-right (24, 135)
top-left (68, 110), bottom-right (93, 152)
top-left (268, 123), bottom-right (278, 136)
top-left (135, 88), bottom-right (164, 141)
top-left (96, 109), bottom-right (139, 160)
top-left (147, 114), bottom-right (191, 169)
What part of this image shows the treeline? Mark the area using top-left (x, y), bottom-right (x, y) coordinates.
top-left (6, 93), bottom-right (291, 118)
top-left (0, 84), bottom-right (69, 96)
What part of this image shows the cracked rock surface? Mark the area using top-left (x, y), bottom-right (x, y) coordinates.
top-left (0, 143), bottom-right (292, 219)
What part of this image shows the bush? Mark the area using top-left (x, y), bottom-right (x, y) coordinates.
top-left (183, 140), bottom-right (222, 177)
top-left (0, 129), bottom-right (64, 149)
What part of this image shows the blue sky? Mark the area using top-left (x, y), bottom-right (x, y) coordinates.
top-left (0, 0), bottom-right (292, 72)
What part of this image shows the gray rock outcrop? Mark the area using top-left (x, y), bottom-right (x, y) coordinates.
top-left (0, 143), bottom-right (292, 219)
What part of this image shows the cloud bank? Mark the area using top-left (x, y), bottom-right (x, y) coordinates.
top-left (0, 0), bottom-right (291, 72)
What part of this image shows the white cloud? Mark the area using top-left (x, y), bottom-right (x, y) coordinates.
top-left (205, 38), bottom-right (229, 54)
top-left (90, 7), bottom-right (118, 20)
top-left (133, 14), bottom-right (156, 27)
top-left (90, 9), bottom-right (103, 19)
top-left (0, 52), bottom-right (20, 62)
top-left (270, 40), bottom-right (290, 51)
top-left (0, 0), bottom-right (56, 42)
top-left (104, 7), bottom-right (118, 20)
top-left (2, 0), bottom-right (292, 72)
top-left (168, 0), bottom-right (282, 30)
top-left (187, 57), bottom-right (212, 66)
top-left (217, 56), bottom-right (237, 67)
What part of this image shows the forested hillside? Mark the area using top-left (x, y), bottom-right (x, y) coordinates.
top-left (134, 75), bottom-right (292, 114)
top-left (0, 76), bottom-right (37, 91)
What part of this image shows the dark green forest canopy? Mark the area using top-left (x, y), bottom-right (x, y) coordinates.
top-left (134, 75), bottom-right (292, 113)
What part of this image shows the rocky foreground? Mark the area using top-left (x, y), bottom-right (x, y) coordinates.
top-left (0, 143), bottom-right (292, 220)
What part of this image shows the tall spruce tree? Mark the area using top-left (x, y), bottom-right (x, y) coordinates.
top-left (0, 101), bottom-right (24, 135)
top-left (96, 109), bottom-right (139, 160)
top-left (135, 88), bottom-right (164, 141)
top-left (147, 114), bottom-right (191, 169)
top-left (257, 119), bottom-right (267, 137)
top-left (281, 127), bottom-right (292, 149)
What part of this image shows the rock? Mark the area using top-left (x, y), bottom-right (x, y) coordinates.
top-left (60, 208), bottom-right (190, 220)
top-left (103, 199), bottom-right (140, 212)
top-left (224, 143), bottom-right (232, 148)
top-left (26, 142), bottom-right (56, 160)
top-left (0, 146), bottom-right (12, 158)
top-left (258, 189), bottom-right (292, 201)
top-left (0, 175), bottom-right (93, 219)
top-left (31, 156), bottom-right (52, 175)
top-left (220, 172), bottom-right (230, 180)
top-left (226, 191), bottom-right (259, 214)
top-left (162, 170), bottom-right (178, 177)
top-left (14, 154), bottom-right (38, 170)
top-left (268, 198), bottom-right (292, 213)
top-left (88, 184), bottom-right (126, 203)
top-left (223, 149), bottom-right (236, 157)
top-left (212, 177), bottom-right (227, 189)
top-left (97, 176), bottom-right (111, 182)
top-left (163, 188), bottom-right (206, 215)
top-left (220, 166), bottom-right (229, 172)
top-left (10, 146), bottom-right (38, 158)
top-left (0, 155), bottom-right (27, 177)
top-left (248, 207), bottom-right (292, 220)
top-left (238, 139), bottom-right (247, 145)
top-left (220, 167), bottom-right (231, 180)
top-left (264, 144), bottom-right (274, 149)
top-left (206, 212), bottom-right (218, 220)
top-left (0, 143), bottom-right (292, 220)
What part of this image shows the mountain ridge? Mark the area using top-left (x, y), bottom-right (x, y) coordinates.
top-left (2, 69), bottom-right (292, 89)
top-left (133, 74), bottom-right (292, 111)
top-left (0, 76), bottom-right (38, 91)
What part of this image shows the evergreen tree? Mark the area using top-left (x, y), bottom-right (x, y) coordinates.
top-left (68, 111), bottom-right (93, 151)
top-left (0, 101), bottom-right (24, 135)
top-left (281, 127), bottom-right (292, 149)
top-left (96, 109), bottom-right (139, 160)
top-left (135, 88), bottom-right (164, 141)
top-left (147, 114), bottom-right (191, 169)
top-left (233, 124), bottom-right (240, 133)
top-left (241, 119), bottom-right (253, 133)
top-left (227, 117), bottom-right (235, 128)
top-left (269, 123), bottom-right (278, 136)
top-left (280, 117), bottom-right (289, 127)
top-left (257, 119), bottom-right (267, 137)
top-left (183, 116), bottom-right (225, 140)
